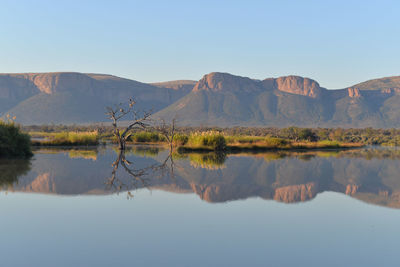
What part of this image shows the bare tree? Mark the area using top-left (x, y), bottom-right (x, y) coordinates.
top-left (106, 99), bottom-right (152, 150)
top-left (155, 118), bottom-right (177, 152)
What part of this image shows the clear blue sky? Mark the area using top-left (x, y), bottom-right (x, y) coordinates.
top-left (0, 0), bottom-right (399, 88)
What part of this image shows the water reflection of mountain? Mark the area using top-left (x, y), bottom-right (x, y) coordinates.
top-left (2, 147), bottom-right (400, 208)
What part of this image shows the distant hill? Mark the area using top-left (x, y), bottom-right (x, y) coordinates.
top-left (155, 72), bottom-right (400, 128)
top-left (151, 80), bottom-right (196, 94)
top-left (352, 76), bottom-right (400, 91)
top-left (1, 71), bottom-right (400, 127)
top-left (0, 73), bottom-right (190, 124)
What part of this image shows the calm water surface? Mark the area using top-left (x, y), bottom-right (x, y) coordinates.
top-left (1, 146), bottom-right (400, 267)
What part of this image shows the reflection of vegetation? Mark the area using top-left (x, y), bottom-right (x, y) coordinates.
top-left (126, 146), bottom-right (165, 157)
top-left (0, 121), bottom-right (32, 158)
top-left (229, 148), bottom-right (400, 162)
top-left (0, 158), bottom-right (31, 189)
top-left (33, 147), bottom-right (101, 160)
top-left (312, 151), bottom-right (341, 158)
top-left (68, 149), bottom-right (98, 161)
top-left (110, 145), bottom-right (165, 158)
top-left (336, 148), bottom-right (400, 160)
top-left (263, 152), bottom-right (286, 161)
top-left (188, 153), bottom-right (226, 170)
top-left (174, 152), bottom-right (227, 170)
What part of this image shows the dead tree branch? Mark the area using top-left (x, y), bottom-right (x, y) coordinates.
top-left (106, 98), bottom-right (152, 150)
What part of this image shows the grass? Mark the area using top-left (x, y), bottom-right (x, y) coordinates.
top-left (179, 131), bottom-right (226, 151)
top-left (31, 131), bottom-right (99, 146)
top-left (128, 131), bottom-right (165, 143)
top-left (28, 129), bottom-right (365, 152)
top-left (178, 132), bottom-right (364, 152)
top-left (180, 133), bottom-right (363, 152)
top-left (0, 121), bottom-right (32, 158)
top-left (225, 135), bottom-right (266, 144)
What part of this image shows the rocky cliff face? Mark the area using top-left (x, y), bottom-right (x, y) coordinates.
top-left (1, 71), bottom-right (400, 127)
top-left (28, 73), bottom-right (96, 94)
top-left (0, 72), bottom-right (191, 124)
top-left (155, 72), bottom-right (400, 128)
top-left (193, 73), bottom-right (323, 97)
top-left (275, 76), bottom-right (323, 98)
top-left (193, 72), bottom-right (263, 93)
top-left (347, 87), bottom-right (361, 98)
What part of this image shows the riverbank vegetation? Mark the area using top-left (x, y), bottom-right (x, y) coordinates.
top-left (21, 124), bottom-right (400, 151)
top-left (0, 120), bottom-right (32, 158)
top-left (30, 131), bottom-right (99, 146)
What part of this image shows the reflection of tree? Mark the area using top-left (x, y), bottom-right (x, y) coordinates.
top-left (0, 159), bottom-right (31, 189)
top-left (105, 150), bottom-right (174, 198)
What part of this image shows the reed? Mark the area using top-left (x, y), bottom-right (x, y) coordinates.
top-left (32, 131), bottom-right (99, 146)
top-left (185, 131), bottom-right (227, 151)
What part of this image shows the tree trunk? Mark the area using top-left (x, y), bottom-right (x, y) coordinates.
top-left (118, 136), bottom-right (125, 150)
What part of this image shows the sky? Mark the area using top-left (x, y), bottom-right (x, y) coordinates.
top-left (0, 0), bottom-right (399, 88)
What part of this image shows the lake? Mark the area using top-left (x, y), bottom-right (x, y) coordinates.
top-left (1, 146), bottom-right (400, 267)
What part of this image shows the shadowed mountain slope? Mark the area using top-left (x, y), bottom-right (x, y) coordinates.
top-left (1, 72), bottom-right (400, 127)
top-left (155, 72), bottom-right (400, 127)
top-left (0, 73), bottom-right (191, 124)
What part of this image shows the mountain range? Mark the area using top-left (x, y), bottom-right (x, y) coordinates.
top-left (1, 72), bottom-right (400, 127)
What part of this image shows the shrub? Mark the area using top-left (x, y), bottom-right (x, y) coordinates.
top-left (225, 136), bottom-right (265, 144)
top-left (187, 131), bottom-right (227, 151)
top-left (0, 121), bottom-right (32, 158)
top-left (298, 128), bottom-right (317, 141)
top-left (33, 131), bottom-right (99, 146)
top-left (264, 137), bottom-right (288, 147)
top-left (317, 140), bottom-right (340, 148)
top-left (173, 134), bottom-right (189, 146)
top-left (130, 131), bottom-right (164, 143)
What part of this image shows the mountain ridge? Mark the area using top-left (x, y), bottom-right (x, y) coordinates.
top-left (1, 71), bottom-right (400, 127)
top-left (155, 72), bottom-right (400, 128)
top-left (0, 72), bottom-right (192, 124)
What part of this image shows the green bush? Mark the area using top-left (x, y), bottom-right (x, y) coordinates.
top-left (225, 136), bottom-right (265, 144)
top-left (317, 140), bottom-right (340, 148)
top-left (0, 121), bottom-right (32, 158)
top-left (173, 134), bottom-right (189, 146)
top-left (33, 131), bottom-right (99, 146)
top-left (130, 131), bottom-right (164, 143)
top-left (298, 128), bottom-right (317, 141)
top-left (264, 137), bottom-right (288, 147)
top-left (187, 132), bottom-right (227, 151)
